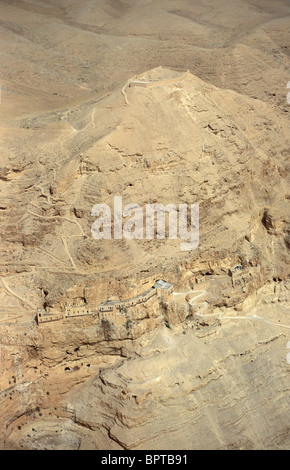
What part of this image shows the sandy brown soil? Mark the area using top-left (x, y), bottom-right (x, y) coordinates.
top-left (0, 0), bottom-right (289, 450)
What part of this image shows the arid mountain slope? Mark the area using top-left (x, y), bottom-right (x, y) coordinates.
top-left (0, 0), bottom-right (289, 450)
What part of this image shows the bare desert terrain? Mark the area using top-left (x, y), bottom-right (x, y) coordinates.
top-left (0, 0), bottom-right (289, 450)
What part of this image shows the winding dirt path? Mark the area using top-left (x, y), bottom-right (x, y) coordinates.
top-left (175, 288), bottom-right (290, 330)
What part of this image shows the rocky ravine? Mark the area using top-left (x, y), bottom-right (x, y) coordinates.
top-left (1, 279), bottom-right (289, 450)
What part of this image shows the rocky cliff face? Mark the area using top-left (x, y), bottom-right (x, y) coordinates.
top-left (2, 279), bottom-right (289, 450)
top-left (0, 0), bottom-right (289, 450)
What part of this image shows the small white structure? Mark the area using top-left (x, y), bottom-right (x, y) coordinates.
top-left (154, 279), bottom-right (173, 293)
top-left (65, 305), bottom-right (94, 318)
